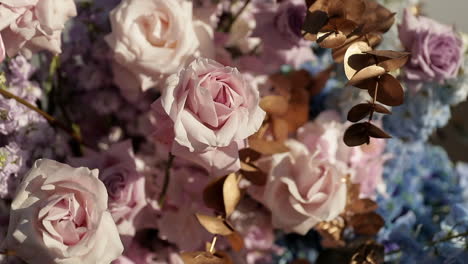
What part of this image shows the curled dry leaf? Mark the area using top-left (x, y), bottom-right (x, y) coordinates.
top-left (195, 214), bottom-right (234, 236)
top-left (239, 148), bottom-right (261, 163)
top-left (368, 74), bottom-right (404, 106)
top-left (272, 117), bottom-right (289, 142)
top-left (332, 34), bottom-right (382, 63)
top-left (315, 217), bottom-right (346, 248)
top-left (318, 30), bottom-right (347, 48)
top-left (344, 41), bottom-right (372, 79)
top-left (349, 212), bottom-right (385, 236)
top-left (349, 198), bottom-right (379, 214)
top-left (223, 173), bottom-right (241, 217)
top-left (372, 103), bottom-right (391, 114)
top-left (240, 161), bottom-right (267, 186)
top-left (350, 241), bottom-right (384, 264)
top-left (259, 95), bottom-right (289, 116)
top-left (181, 252), bottom-right (225, 264)
top-left (347, 65), bottom-right (386, 86)
top-left (347, 103), bottom-right (373, 122)
top-left (203, 176), bottom-right (227, 214)
top-left (227, 231), bottom-right (244, 252)
top-left (366, 122), bottom-right (391, 139)
top-left (343, 123), bottom-right (370, 147)
top-left (248, 138), bottom-right (289, 155)
top-left (364, 50), bottom-right (410, 72)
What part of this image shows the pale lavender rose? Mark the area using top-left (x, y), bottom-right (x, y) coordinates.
top-left (0, 0), bottom-right (77, 58)
top-left (152, 58), bottom-right (265, 176)
top-left (106, 0), bottom-right (214, 102)
top-left (2, 159), bottom-right (123, 264)
top-left (252, 0), bottom-right (314, 69)
top-left (157, 167), bottom-right (212, 251)
top-left (254, 140), bottom-right (347, 235)
top-left (399, 9), bottom-right (463, 84)
top-left (70, 141), bottom-right (147, 236)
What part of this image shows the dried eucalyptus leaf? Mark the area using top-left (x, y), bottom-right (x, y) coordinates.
top-left (378, 55), bottom-right (410, 72)
top-left (248, 138), bottom-right (289, 155)
top-left (239, 148), bottom-right (261, 163)
top-left (369, 73), bottom-right (404, 106)
top-left (181, 252), bottom-right (226, 264)
top-left (344, 41), bottom-right (372, 79)
top-left (259, 95), bottom-right (289, 116)
top-left (318, 30), bottom-right (347, 48)
top-left (227, 232), bottom-right (244, 252)
top-left (203, 176), bottom-right (227, 213)
top-left (372, 103), bottom-right (391, 114)
top-left (350, 198), bottom-right (378, 214)
top-left (350, 241), bottom-right (384, 264)
top-left (331, 17), bottom-right (357, 36)
top-left (223, 173), bottom-right (241, 217)
top-left (343, 123), bottom-right (370, 147)
top-left (240, 162), bottom-right (267, 186)
top-left (195, 214), bottom-right (234, 236)
top-left (366, 123), bottom-right (391, 139)
top-left (348, 65), bottom-right (386, 86)
top-left (350, 212), bottom-right (385, 235)
top-left (347, 103), bottom-right (373, 122)
top-left (272, 117), bottom-right (289, 142)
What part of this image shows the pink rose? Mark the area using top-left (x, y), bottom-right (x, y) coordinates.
top-left (70, 141), bottom-right (147, 236)
top-left (2, 159), bottom-right (123, 264)
top-left (152, 58), bottom-right (265, 176)
top-left (398, 9), bottom-right (463, 84)
top-left (0, 0), bottom-right (77, 58)
top-left (255, 140), bottom-right (347, 235)
top-left (106, 0), bottom-right (214, 102)
top-left (297, 111), bottom-right (387, 197)
top-left (0, 34), bottom-right (4, 63)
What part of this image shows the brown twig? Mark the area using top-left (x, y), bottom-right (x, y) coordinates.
top-left (158, 152), bottom-right (175, 206)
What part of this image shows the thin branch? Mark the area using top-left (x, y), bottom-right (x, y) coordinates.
top-left (158, 153), bottom-right (175, 206)
top-left (0, 87), bottom-right (83, 144)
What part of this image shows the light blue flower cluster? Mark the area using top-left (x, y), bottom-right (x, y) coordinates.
top-left (377, 138), bottom-right (466, 263)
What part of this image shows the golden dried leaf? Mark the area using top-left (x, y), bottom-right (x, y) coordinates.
top-left (239, 148), bottom-right (261, 163)
top-left (203, 176), bottom-right (227, 214)
top-left (318, 30), bottom-right (347, 49)
top-left (195, 214), bottom-right (234, 236)
top-left (315, 217), bottom-right (346, 248)
top-left (327, 0), bottom-right (345, 17)
top-left (350, 240), bottom-right (384, 264)
top-left (344, 41), bottom-right (372, 80)
top-left (302, 10), bottom-right (328, 38)
top-left (249, 138), bottom-right (289, 155)
top-left (369, 74), bottom-right (404, 106)
top-left (347, 103), bottom-right (373, 122)
top-left (259, 95), bottom-right (289, 116)
top-left (344, 0), bottom-right (366, 22)
top-left (223, 173), bottom-right (241, 217)
top-left (272, 117), bottom-right (289, 142)
top-left (349, 212), bottom-right (385, 236)
top-left (332, 34), bottom-right (382, 63)
top-left (227, 232), bottom-right (244, 252)
top-left (350, 198), bottom-right (379, 214)
top-left (330, 17), bottom-right (358, 36)
top-left (348, 65), bottom-right (386, 86)
top-left (343, 123), bottom-right (370, 147)
top-left (181, 252), bottom-right (225, 264)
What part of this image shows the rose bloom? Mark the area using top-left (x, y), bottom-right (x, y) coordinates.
top-left (0, 0), bottom-right (77, 58)
top-left (297, 111), bottom-right (387, 198)
top-left (399, 8), bottom-right (463, 84)
top-left (152, 58), bottom-right (265, 176)
top-left (254, 140), bottom-right (347, 235)
top-left (70, 141), bottom-right (147, 236)
top-left (106, 0), bottom-right (214, 102)
top-left (2, 159), bottom-right (123, 264)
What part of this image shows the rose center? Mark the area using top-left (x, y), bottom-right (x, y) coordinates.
top-left (138, 10), bottom-right (176, 48)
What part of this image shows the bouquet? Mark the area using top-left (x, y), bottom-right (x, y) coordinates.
top-left (0, 0), bottom-right (467, 263)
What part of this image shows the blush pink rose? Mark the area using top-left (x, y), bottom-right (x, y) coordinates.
top-left (297, 111), bottom-right (387, 197)
top-left (254, 140), bottom-right (347, 235)
top-left (106, 0), bottom-right (214, 102)
top-left (152, 58), bottom-right (265, 176)
top-left (0, 0), bottom-right (77, 58)
top-left (0, 34), bottom-right (4, 63)
top-left (2, 159), bottom-right (123, 264)
top-left (70, 141), bottom-right (147, 236)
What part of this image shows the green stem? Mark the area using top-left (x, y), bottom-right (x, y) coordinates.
top-left (158, 153), bottom-right (175, 207)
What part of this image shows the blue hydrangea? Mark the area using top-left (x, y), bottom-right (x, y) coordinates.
top-left (383, 87), bottom-right (451, 142)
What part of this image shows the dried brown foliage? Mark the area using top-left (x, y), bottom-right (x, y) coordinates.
top-left (303, 0), bottom-right (409, 147)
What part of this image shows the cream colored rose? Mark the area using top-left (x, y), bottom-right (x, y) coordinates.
top-left (106, 0), bottom-right (214, 101)
top-left (2, 159), bottom-right (123, 264)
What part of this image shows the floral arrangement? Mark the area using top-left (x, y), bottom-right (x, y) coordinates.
top-left (0, 0), bottom-right (467, 263)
